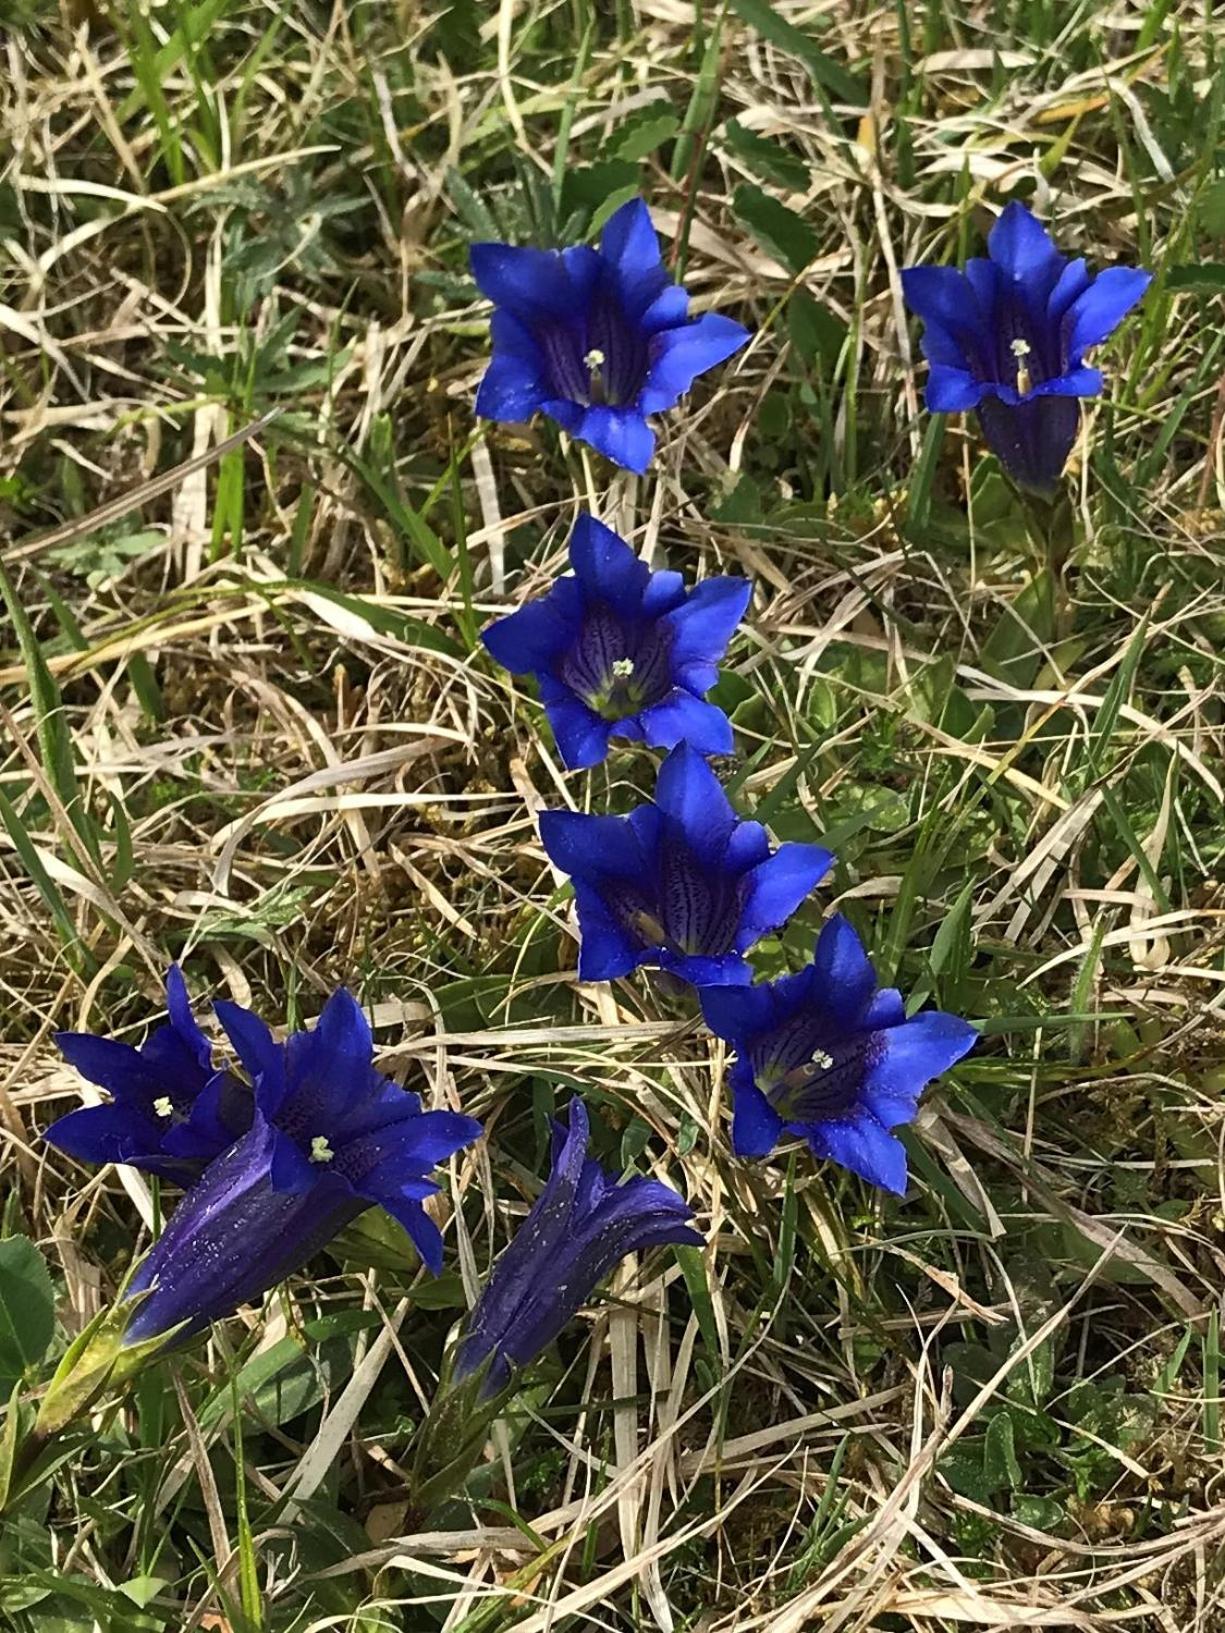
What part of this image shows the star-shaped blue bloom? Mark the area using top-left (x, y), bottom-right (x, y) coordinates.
top-left (471, 197), bottom-right (750, 473)
top-left (700, 915), bottom-right (978, 1194)
top-left (44, 965), bottom-right (252, 1182)
top-left (539, 743), bottom-right (833, 987)
top-left (454, 1098), bottom-right (702, 1397)
top-left (483, 512), bottom-right (751, 769)
top-left (121, 988), bottom-right (482, 1348)
top-left (901, 202), bottom-right (1151, 495)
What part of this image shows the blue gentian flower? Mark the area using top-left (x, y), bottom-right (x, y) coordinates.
top-left (901, 202), bottom-right (1151, 495)
top-left (483, 512), bottom-right (751, 769)
top-left (471, 197), bottom-right (750, 473)
top-left (454, 1098), bottom-right (701, 1396)
top-left (45, 965), bottom-right (252, 1181)
top-left (539, 743), bottom-right (832, 986)
top-left (700, 915), bottom-right (977, 1194)
top-left (120, 988), bottom-right (482, 1348)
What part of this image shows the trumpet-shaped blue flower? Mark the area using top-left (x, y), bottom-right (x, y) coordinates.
top-left (455, 1098), bottom-right (701, 1396)
top-left (483, 513), bottom-right (751, 769)
top-left (471, 197), bottom-right (750, 473)
top-left (700, 915), bottom-right (977, 1193)
top-left (121, 988), bottom-right (482, 1347)
top-left (45, 966), bottom-right (252, 1181)
top-left (901, 202), bottom-right (1151, 495)
top-left (539, 743), bottom-right (832, 986)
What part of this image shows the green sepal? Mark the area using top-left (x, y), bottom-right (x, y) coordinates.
top-left (407, 1343), bottom-right (517, 1518)
top-left (0, 1380), bottom-right (25, 1510)
top-left (34, 1293), bottom-right (180, 1439)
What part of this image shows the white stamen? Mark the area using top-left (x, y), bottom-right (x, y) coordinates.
top-left (811, 1049), bottom-right (834, 1073)
top-left (583, 347), bottom-right (606, 372)
top-left (1010, 337), bottom-right (1032, 395)
top-left (153, 1096), bottom-right (174, 1119)
top-left (611, 657), bottom-right (635, 679)
top-left (309, 1135), bottom-right (335, 1164)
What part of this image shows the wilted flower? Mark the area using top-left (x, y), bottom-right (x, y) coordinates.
top-left (901, 201), bottom-right (1151, 495)
top-left (471, 197), bottom-right (750, 473)
top-left (119, 988), bottom-right (482, 1348)
top-left (483, 512), bottom-right (751, 768)
top-left (539, 742), bottom-right (832, 986)
top-left (454, 1098), bottom-right (701, 1396)
top-left (45, 965), bottom-right (251, 1181)
top-left (700, 915), bottom-right (977, 1193)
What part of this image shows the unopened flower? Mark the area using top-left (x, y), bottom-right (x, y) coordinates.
top-left (471, 197), bottom-right (750, 473)
top-left (539, 743), bottom-right (832, 986)
top-left (901, 202), bottom-right (1151, 494)
top-left (45, 966), bottom-right (251, 1181)
top-left (700, 915), bottom-right (977, 1193)
top-left (483, 512), bottom-right (751, 768)
top-left (454, 1098), bottom-right (701, 1396)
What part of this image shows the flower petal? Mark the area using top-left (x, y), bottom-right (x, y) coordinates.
top-left (470, 242), bottom-right (572, 321)
top-left (538, 809), bottom-right (643, 883)
top-left (640, 284), bottom-right (690, 332)
top-left (215, 1000), bottom-right (281, 1090)
top-left (1063, 266), bottom-right (1152, 361)
top-left (574, 405), bottom-right (656, 473)
top-left (43, 1101), bottom-right (171, 1171)
top-left (573, 884), bottom-right (651, 981)
top-left (730, 1074), bottom-right (785, 1158)
top-left (1027, 365), bottom-right (1104, 400)
top-left (926, 365), bottom-right (988, 412)
top-left (658, 949), bottom-right (752, 986)
top-left (811, 914), bottom-right (877, 1026)
top-left (652, 743), bottom-right (738, 864)
top-left (1047, 257), bottom-right (1091, 323)
top-left (665, 575), bottom-right (752, 668)
top-left (699, 982), bottom-right (777, 1043)
top-left (901, 265), bottom-right (980, 342)
top-left (638, 313), bottom-right (750, 414)
top-left (805, 1111), bottom-right (909, 1194)
top-left (638, 693), bottom-right (733, 756)
top-left (987, 202), bottom-right (1063, 288)
top-left (539, 686), bottom-right (615, 769)
top-left (568, 512), bottom-right (650, 615)
top-left (482, 594), bottom-right (578, 675)
top-left (734, 843), bottom-right (833, 950)
top-left (474, 353), bottom-right (547, 422)
top-left (599, 197), bottom-right (664, 291)
top-left (377, 1192), bottom-right (446, 1275)
top-left (54, 1033), bottom-right (157, 1102)
top-left (863, 1011), bottom-right (978, 1100)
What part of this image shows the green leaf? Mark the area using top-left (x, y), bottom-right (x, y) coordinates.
top-left (1166, 263), bottom-right (1225, 292)
top-left (733, 184), bottom-right (817, 275)
top-left (1197, 180), bottom-right (1225, 237)
top-left (982, 1411), bottom-right (1023, 1493)
top-left (613, 106), bottom-right (680, 163)
top-left (788, 289), bottom-right (847, 369)
top-left (728, 0), bottom-right (866, 103)
top-left (0, 562), bottom-right (100, 872)
top-left (560, 160), bottom-right (640, 225)
top-left (0, 1236), bottom-right (54, 1391)
top-left (722, 119), bottom-right (811, 191)
top-left (979, 570), bottom-right (1055, 690)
